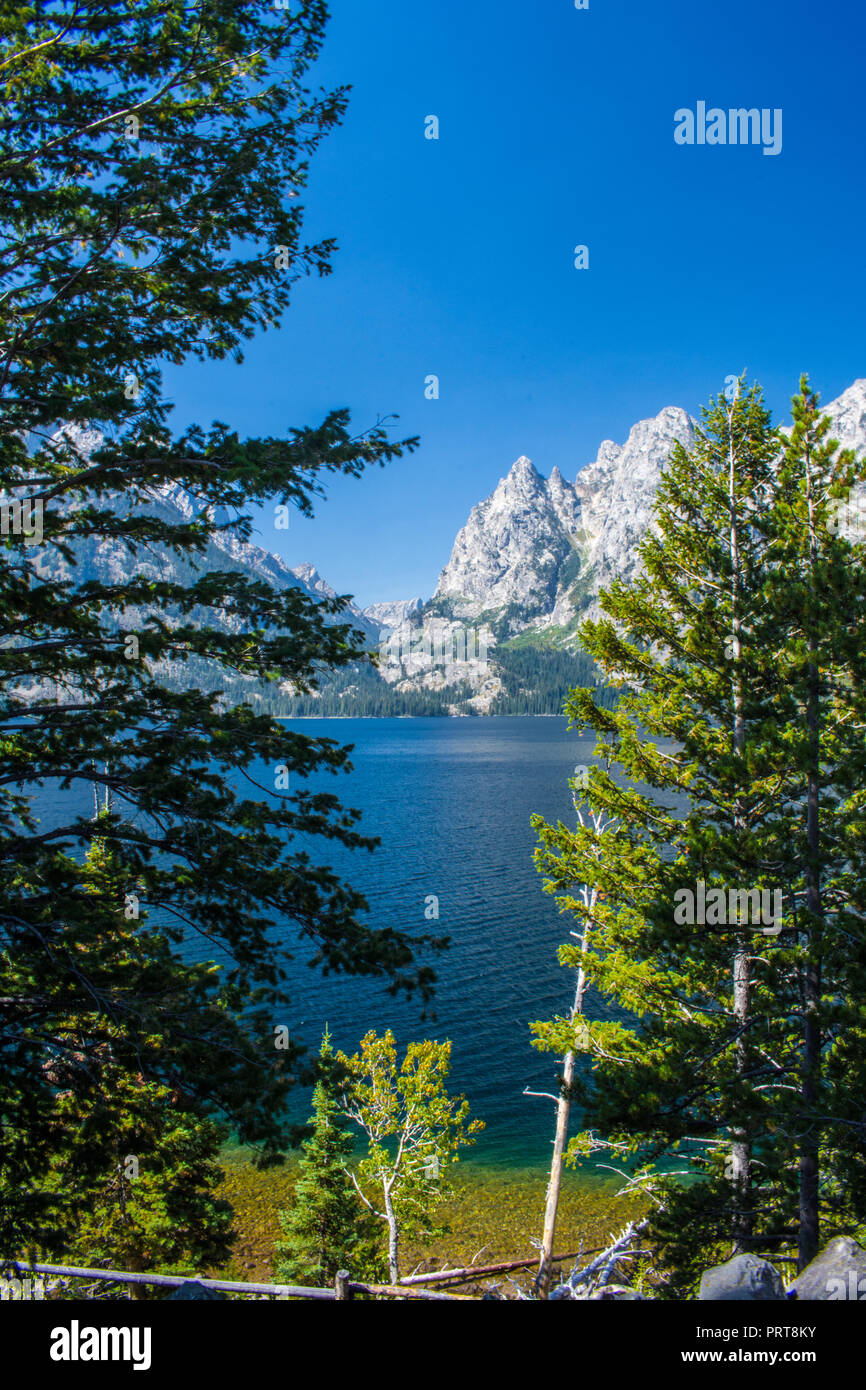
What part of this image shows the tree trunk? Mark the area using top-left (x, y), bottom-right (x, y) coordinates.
top-left (799, 655), bottom-right (822, 1270)
top-left (536, 1044), bottom-right (576, 1299)
top-left (384, 1185), bottom-right (400, 1284)
top-left (799, 428), bottom-right (822, 1271)
top-left (537, 889), bottom-right (593, 1298)
top-left (728, 407), bottom-right (753, 1253)
top-left (731, 950), bottom-right (751, 1253)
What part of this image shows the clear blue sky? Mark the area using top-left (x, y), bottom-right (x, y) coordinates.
top-left (162, 0), bottom-right (866, 608)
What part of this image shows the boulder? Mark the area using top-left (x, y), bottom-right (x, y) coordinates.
top-left (790, 1237), bottom-right (866, 1302)
top-left (699, 1254), bottom-right (785, 1301)
top-left (164, 1280), bottom-right (227, 1301)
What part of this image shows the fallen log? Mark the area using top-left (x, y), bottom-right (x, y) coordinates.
top-left (398, 1248), bottom-right (596, 1287)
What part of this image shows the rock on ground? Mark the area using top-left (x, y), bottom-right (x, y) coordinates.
top-left (790, 1237), bottom-right (866, 1302)
top-left (699, 1254), bottom-right (785, 1301)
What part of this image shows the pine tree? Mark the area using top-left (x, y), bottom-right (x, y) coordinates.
top-left (530, 379), bottom-right (866, 1293)
top-left (0, 1), bottom-right (441, 1256)
top-left (54, 1058), bottom-right (235, 1295)
top-left (11, 832), bottom-right (235, 1279)
top-left (757, 379), bottom-right (866, 1268)
top-left (275, 1030), bottom-right (383, 1287)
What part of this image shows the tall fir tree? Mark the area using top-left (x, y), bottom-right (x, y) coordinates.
top-left (758, 379), bottom-right (866, 1267)
top-left (12, 832), bottom-right (235, 1277)
top-left (530, 379), bottom-right (866, 1294)
top-left (274, 1030), bottom-right (384, 1287)
top-left (0, 0), bottom-right (442, 1256)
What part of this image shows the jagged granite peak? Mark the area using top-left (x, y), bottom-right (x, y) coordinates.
top-left (431, 408), bottom-right (696, 634)
top-left (426, 384), bottom-right (866, 654)
top-left (507, 454), bottom-right (542, 483)
top-left (290, 561), bottom-right (337, 599)
top-left (815, 378), bottom-right (866, 455)
top-left (574, 404), bottom-right (697, 600)
top-left (362, 597), bottom-right (424, 634)
top-left (433, 455), bottom-right (581, 624)
top-left (547, 463), bottom-right (581, 535)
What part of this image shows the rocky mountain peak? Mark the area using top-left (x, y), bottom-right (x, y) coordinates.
top-left (819, 378), bottom-right (866, 455)
top-left (362, 597), bottom-right (424, 635)
top-left (433, 455), bottom-right (580, 621)
top-left (573, 404), bottom-right (697, 600)
top-left (507, 454), bottom-right (539, 480)
top-left (290, 562), bottom-right (336, 599)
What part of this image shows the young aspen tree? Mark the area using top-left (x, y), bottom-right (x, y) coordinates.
top-left (337, 1030), bottom-right (483, 1284)
top-left (530, 793), bottom-right (617, 1300)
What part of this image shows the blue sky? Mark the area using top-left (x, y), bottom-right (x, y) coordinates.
top-left (163, 0), bottom-right (866, 607)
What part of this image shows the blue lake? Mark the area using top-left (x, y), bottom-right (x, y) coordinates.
top-left (28, 714), bottom-right (624, 1169)
top-left (267, 715), bottom-right (616, 1169)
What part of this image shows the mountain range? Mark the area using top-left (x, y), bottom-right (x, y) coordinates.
top-left (372, 378), bottom-right (866, 712)
top-left (31, 381), bottom-right (866, 715)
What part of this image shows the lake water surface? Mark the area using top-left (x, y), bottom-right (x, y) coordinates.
top-left (268, 716), bottom-right (616, 1169)
top-left (29, 714), bottom-right (620, 1170)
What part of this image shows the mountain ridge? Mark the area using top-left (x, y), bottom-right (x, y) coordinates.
top-left (27, 382), bottom-right (866, 714)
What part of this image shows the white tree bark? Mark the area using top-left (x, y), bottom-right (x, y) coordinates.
top-left (536, 808), bottom-right (613, 1298)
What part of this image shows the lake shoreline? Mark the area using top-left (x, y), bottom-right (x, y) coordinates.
top-left (213, 1149), bottom-right (644, 1286)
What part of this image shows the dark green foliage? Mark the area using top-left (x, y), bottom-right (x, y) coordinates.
top-left (0, 0), bottom-right (441, 1258)
top-left (491, 643), bottom-right (615, 715)
top-left (531, 379), bottom-right (866, 1294)
top-left (10, 835), bottom-right (237, 1273)
top-left (274, 1031), bottom-right (384, 1286)
top-left (59, 1067), bottom-right (236, 1285)
top-left (274, 661), bottom-right (477, 717)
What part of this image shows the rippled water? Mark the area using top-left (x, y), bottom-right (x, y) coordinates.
top-left (267, 716), bottom-right (615, 1168)
top-left (29, 714), bottom-right (621, 1169)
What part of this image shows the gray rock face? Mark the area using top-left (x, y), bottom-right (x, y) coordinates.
top-left (362, 597), bottom-right (424, 635)
top-left (424, 382), bottom-right (866, 648)
top-left (698, 1254), bottom-right (785, 1301)
top-left (434, 455), bottom-right (581, 627)
top-left (430, 409), bottom-right (698, 639)
top-left (811, 377), bottom-right (866, 457)
top-left (378, 382), bottom-right (866, 703)
top-left (790, 1237), bottom-right (866, 1302)
top-left (574, 406), bottom-right (696, 609)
